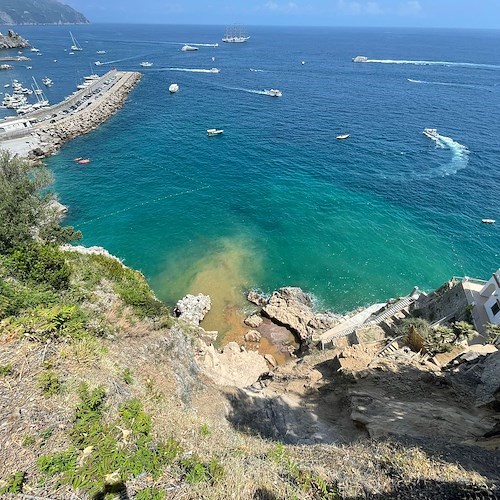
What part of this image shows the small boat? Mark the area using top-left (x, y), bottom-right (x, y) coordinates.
top-left (78, 159), bottom-right (91, 164)
top-left (73, 157), bottom-right (83, 162)
top-left (352, 55), bottom-right (368, 62)
top-left (423, 128), bottom-right (439, 139)
top-left (208, 68), bottom-right (220, 73)
top-left (169, 83), bottom-right (179, 93)
top-left (140, 61), bottom-right (153, 67)
top-left (96, 50), bottom-right (106, 54)
top-left (481, 219), bottom-right (496, 224)
top-left (301, 61), bottom-right (305, 65)
top-left (69, 52), bottom-right (74, 55)
top-left (207, 128), bottom-right (224, 136)
top-left (30, 47), bottom-right (40, 53)
top-left (181, 45), bottom-right (198, 51)
top-left (95, 61), bottom-right (103, 66)
top-left (42, 77), bottom-right (53, 87)
top-left (336, 134), bottom-right (350, 140)
top-left (263, 89), bottom-right (282, 97)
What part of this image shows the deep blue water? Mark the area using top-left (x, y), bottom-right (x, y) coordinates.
top-left (1, 25), bottom-right (499, 327)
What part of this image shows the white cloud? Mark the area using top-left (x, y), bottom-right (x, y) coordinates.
top-left (399, 0), bottom-right (422, 15)
top-left (262, 1), bottom-right (299, 13)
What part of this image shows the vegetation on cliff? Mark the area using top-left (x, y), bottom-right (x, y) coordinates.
top-left (0, 152), bottom-right (497, 499)
top-left (0, 0), bottom-right (88, 25)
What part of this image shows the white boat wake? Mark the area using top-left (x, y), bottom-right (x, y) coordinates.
top-left (156, 67), bottom-right (220, 73)
top-left (98, 54), bottom-right (151, 65)
top-left (363, 59), bottom-right (500, 70)
top-left (425, 132), bottom-right (469, 177)
top-left (220, 85), bottom-right (274, 95)
top-left (408, 78), bottom-right (493, 91)
top-left (250, 68), bottom-right (265, 72)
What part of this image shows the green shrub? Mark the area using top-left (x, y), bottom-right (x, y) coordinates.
top-left (0, 471), bottom-right (26, 494)
top-left (136, 488), bottom-right (165, 500)
top-left (181, 455), bottom-right (224, 485)
top-left (38, 449), bottom-right (78, 476)
top-left (0, 363), bottom-right (12, 376)
top-left (37, 370), bottom-right (61, 397)
top-left (122, 367), bottom-right (133, 384)
top-left (8, 244), bottom-right (71, 290)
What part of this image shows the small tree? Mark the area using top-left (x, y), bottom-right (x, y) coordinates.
top-left (0, 151), bottom-right (80, 253)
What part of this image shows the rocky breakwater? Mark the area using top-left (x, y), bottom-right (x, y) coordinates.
top-left (32, 72), bottom-right (141, 158)
top-left (258, 287), bottom-right (344, 349)
top-left (0, 30), bottom-right (30, 49)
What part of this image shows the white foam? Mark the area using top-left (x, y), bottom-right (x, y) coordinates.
top-left (158, 67), bottom-right (220, 73)
top-left (365, 59), bottom-right (500, 70)
top-left (407, 78), bottom-right (492, 91)
top-left (250, 68), bottom-right (265, 72)
top-left (426, 132), bottom-right (469, 177)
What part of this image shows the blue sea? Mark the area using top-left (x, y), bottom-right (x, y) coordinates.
top-left (1, 25), bottom-right (499, 334)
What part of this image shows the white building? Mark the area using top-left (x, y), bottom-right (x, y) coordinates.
top-left (479, 269), bottom-right (500, 325)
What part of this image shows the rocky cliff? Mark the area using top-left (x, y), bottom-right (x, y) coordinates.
top-left (0, 30), bottom-right (30, 49)
top-left (0, 0), bottom-right (88, 25)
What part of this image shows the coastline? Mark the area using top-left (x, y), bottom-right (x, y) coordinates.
top-left (0, 70), bottom-right (141, 160)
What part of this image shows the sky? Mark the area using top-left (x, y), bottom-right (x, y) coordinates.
top-left (66, 0), bottom-right (500, 29)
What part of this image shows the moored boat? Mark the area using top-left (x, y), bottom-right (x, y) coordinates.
top-left (481, 219), bottom-right (496, 224)
top-left (336, 134), bottom-right (350, 140)
top-left (140, 61), bottom-right (153, 67)
top-left (169, 83), bottom-right (179, 93)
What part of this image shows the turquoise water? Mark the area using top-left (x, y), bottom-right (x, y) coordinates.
top-left (2, 25), bottom-right (499, 327)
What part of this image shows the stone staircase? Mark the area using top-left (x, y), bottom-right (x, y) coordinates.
top-left (319, 295), bottom-right (416, 349)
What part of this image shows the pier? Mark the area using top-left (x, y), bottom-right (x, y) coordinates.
top-left (0, 70), bottom-right (141, 158)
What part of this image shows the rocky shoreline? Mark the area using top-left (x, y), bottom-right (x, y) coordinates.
top-left (0, 30), bottom-right (30, 49)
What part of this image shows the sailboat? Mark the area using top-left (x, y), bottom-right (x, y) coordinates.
top-left (222, 25), bottom-right (250, 43)
top-left (70, 31), bottom-right (83, 52)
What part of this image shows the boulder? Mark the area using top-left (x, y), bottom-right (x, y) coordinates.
top-left (174, 294), bottom-right (211, 326)
top-left (244, 330), bottom-right (261, 343)
top-left (261, 287), bottom-right (316, 341)
top-left (264, 354), bottom-right (278, 368)
top-left (244, 314), bottom-right (263, 328)
top-left (200, 342), bottom-right (268, 388)
top-left (247, 289), bottom-right (268, 306)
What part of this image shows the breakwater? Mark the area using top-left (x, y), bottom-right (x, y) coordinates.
top-left (0, 70), bottom-right (141, 159)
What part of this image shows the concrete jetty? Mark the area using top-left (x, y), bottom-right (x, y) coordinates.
top-left (0, 70), bottom-right (141, 159)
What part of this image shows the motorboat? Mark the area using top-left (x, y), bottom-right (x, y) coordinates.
top-left (208, 68), bottom-right (220, 73)
top-left (169, 83), bottom-right (179, 93)
top-left (352, 55), bottom-right (368, 62)
top-left (423, 128), bottom-right (439, 139)
top-left (181, 45), bottom-right (199, 51)
top-left (336, 134), bottom-right (350, 140)
top-left (96, 50), bottom-right (106, 54)
top-left (481, 219), bottom-right (496, 224)
top-left (78, 159), bottom-right (91, 164)
top-left (207, 128), bottom-right (224, 136)
top-left (263, 89), bottom-right (282, 97)
top-left (140, 61), bottom-right (153, 67)
top-left (94, 61), bottom-right (103, 66)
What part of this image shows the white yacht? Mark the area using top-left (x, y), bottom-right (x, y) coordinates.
top-left (336, 134), bottom-right (350, 140)
top-left (263, 89), bottom-right (282, 97)
top-left (181, 45), bottom-right (198, 51)
top-left (423, 128), bottom-right (439, 139)
top-left (70, 31), bottom-right (83, 51)
top-left (96, 50), bottom-right (106, 54)
top-left (352, 55), bottom-right (368, 62)
top-left (42, 77), bottom-right (53, 87)
top-left (140, 61), bottom-right (153, 67)
top-left (207, 128), bottom-right (224, 136)
top-left (169, 83), bottom-right (179, 93)
top-left (481, 219), bottom-right (496, 224)
top-left (95, 61), bottom-right (103, 66)
top-left (208, 68), bottom-right (220, 73)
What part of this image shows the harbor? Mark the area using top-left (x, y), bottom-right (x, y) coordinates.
top-left (0, 69), bottom-right (141, 158)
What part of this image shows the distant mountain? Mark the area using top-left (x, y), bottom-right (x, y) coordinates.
top-left (0, 0), bottom-right (89, 25)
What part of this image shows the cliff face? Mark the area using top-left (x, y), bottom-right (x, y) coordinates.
top-left (0, 0), bottom-right (89, 25)
top-left (0, 30), bottom-right (30, 49)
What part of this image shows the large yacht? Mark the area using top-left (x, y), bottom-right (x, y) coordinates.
top-left (222, 25), bottom-right (250, 43)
